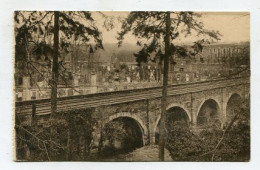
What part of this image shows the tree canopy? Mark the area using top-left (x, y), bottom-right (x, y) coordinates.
top-left (14, 11), bottom-right (104, 65)
top-left (118, 12), bottom-right (221, 65)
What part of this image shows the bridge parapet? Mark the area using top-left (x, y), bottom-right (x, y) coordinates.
top-left (15, 77), bottom-right (249, 117)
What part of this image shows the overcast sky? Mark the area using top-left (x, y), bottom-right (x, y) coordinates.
top-left (92, 12), bottom-right (250, 45)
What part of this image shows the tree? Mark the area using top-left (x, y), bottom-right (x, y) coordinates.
top-left (166, 99), bottom-right (250, 161)
top-left (134, 48), bottom-right (149, 81)
top-left (117, 11), bottom-right (220, 161)
top-left (52, 11), bottom-right (59, 116)
top-left (14, 11), bottom-right (104, 115)
top-left (14, 11), bottom-right (109, 160)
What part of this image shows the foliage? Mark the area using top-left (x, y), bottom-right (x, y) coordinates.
top-left (118, 12), bottom-right (221, 66)
top-left (14, 11), bottom-right (105, 89)
top-left (14, 11), bottom-right (103, 57)
top-left (15, 109), bottom-right (96, 161)
top-left (118, 11), bottom-right (221, 160)
top-left (166, 100), bottom-right (250, 161)
top-left (166, 121), bottom-right (205, 161)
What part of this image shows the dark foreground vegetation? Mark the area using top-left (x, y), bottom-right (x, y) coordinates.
top-left (15, 99), bottom-right (250, 161)
top-left (166, 99), bottom-right (250, 161)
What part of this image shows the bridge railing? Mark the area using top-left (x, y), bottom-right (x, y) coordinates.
top-left (15, 76), bottom-right (250, 122)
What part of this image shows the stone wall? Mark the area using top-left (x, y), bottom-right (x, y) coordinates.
top-left (22, 82), bottom-right (249, 147)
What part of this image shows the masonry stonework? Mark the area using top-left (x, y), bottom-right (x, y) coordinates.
top-left (90, 82), bottom-right (249, 146)
top-left (17, 78), bottom-right (249, 148)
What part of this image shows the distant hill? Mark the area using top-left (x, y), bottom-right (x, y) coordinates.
top-left (64, 41), bottom-right (249, 63)
top-left (63, 43), bottom-right (141, 63)
top-left (98, 43), bottom-right (141, 63)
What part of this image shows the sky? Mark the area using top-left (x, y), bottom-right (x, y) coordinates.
top-left (92, 12), bottom-right (250, 45)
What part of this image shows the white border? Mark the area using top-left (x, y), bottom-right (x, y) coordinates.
top-left (0, 0), bottom-right (260, 170)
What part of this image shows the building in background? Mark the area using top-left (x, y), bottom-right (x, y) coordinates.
top-left (14, 42), bottom-right (249, 101)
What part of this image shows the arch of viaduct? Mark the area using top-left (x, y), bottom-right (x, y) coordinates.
top-left (92, 83), bottom-right (250, 146)
top-left (16, 77), bottom-right (250, 146)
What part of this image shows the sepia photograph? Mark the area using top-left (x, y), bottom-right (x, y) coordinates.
top-left (13, 11), bottom-right (250, 162)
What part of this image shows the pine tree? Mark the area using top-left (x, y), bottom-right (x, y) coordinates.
top-left (117, 11), bottom-right (221, 161)
top-left (14, 11), bottom-right (104, 115)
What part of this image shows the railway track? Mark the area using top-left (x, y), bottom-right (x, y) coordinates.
top-left (15, 77), bottom-right (249, 116)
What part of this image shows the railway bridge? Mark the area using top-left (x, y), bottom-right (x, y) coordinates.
top-left (16, 76), bottom-right (250, 147)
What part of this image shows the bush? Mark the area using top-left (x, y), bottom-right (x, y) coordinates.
top-left (15, 109), bottom-right (96, 161)
top-left (166, 103), bottom-right (250, 161)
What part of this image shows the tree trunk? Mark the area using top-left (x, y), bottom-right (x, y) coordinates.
top-left (51, 11), bottom-right (59, 116)
top-left (140, 63), bottom-right (144, 81)
top-left (158, 11), bottom-right (170, 161)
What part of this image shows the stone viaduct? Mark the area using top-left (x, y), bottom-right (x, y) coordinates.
top-left (16, 77), bottom-right (250, 146)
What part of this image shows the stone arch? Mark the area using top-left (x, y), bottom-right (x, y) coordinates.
top-left (196, 97), bottom-right (222, 117)
top-left (228, 91), bottom-right (243, 102)
top-left (167, 103), bottom-right (192, 121)
top-left (153, 104), bottom-right (191, 144)
top-left (104, 112), bottom-right (148, 145)
top-left (196, 98), bottom-right (223, 128)
top-left (226, 93), bottom-right (243, 123)
top-left (154, 103), bottom-right (191, 134)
